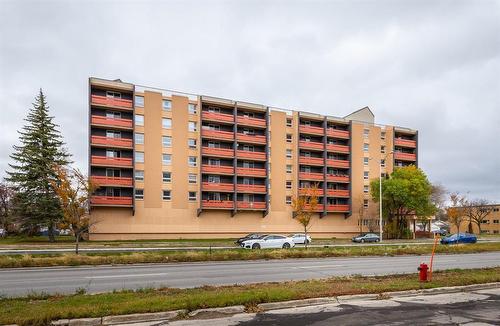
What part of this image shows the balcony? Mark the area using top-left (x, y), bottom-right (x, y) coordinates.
top-left (326, 159), bottom-right (349, 168)
top-left (326, 189), bottom-right (350, 197)
top-left (202, 111), bottom-right (234, 123)
top-left (202, 200), bottom-right (234, 209)
top-left (299, 156), bottom-right (324, 165)
top-left (326, 204), bottom-right (350, 212)
top-left (236, 184), bottom-right (267, 193)
top-left (237, 150), bottom-right (266, 160)
top-left (326, 174), bottom-right (350, 183)
top-left (236, 133), bottom-right (267, 144)
top-left (202, 182), bottom-right (234, 192)
top-left (202, 164), bottom-right (234, 175)
top-left (236, 201), bottom-right (266, 210)
top-left (299, 172), bottom-right (324, 181)
top-left (394, 138), bottom-right (417, 148)
top-left (91, 156), bottom-right (133, 167)
top-left (91, 116), bottom-right (133, 129)
top-left (299, 140), bottom-right (324, 150)
top-left (91, 95), bottom-right (133, 109)
top-left (91, 135), bottom-right (133, 148)
top-left (91, 176), bottom-right (133, 187)
top-left (201, 129), bottom-right (234, 141)
top-left (394, 152), bottom-right (417, 161)
top-left (299, 125), bottom-right (324, 135)
top-left (299, 188), bottom-right (324, 196)
top-left (236, 167), bottom-right (266, 177)
top-left (327, 129), bottom-right (349, 139)
top-left (201, 147), bottom-right (234, 158)
top-left (91, 196), bottom-right (133, 206)
top-left (303, 204), bottom-right (324, 212)
top-left (236, 116), bottom-right (266, 128)
top-left (326, 144), bottom-right (349, 154)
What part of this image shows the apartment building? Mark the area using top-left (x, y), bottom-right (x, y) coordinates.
top-left (88, 77), bottom-right (418, 240)
top-left (451, 204), bottom-right (500, 235)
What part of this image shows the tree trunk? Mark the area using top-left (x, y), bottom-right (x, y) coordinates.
top-left (477, 223), bottom-right (482, 234)
top-left (304, 225), bottom-right (308, 250)
top-left (48, 222), bottom-right (55, 242)
top-left (75, 232), bottom-right (79, 255)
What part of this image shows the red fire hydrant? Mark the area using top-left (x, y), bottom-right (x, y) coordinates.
top-left (418, 263), bottom-right (428, 282)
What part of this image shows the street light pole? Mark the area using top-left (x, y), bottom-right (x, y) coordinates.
top-left (379, 151), bottom-right (394, 243)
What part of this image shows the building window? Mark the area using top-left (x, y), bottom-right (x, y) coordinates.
top-left (135, 133), bottom-right (144, 145)
top-left (363, 128), bottom-right (369, 137)
top-left (286, 165), bottom-right (292, 173)
top-left (364, 171), bottom-right (369, 180)
top-left (188, 156), bottom-right (197, 167)
top-left (381, 159), bottom-right (386, 167)
top-left (106, 91), bottom-right (121, 99)
top-left (188, 103), bottom-right (197, 114)
top-left (364, 157), bottom-right (369, 165)
top-left (286, 134), bottom-right (292, 143)
top-left (136, 152), bottom-right (144, 163)
top-left (135, 114), bottom-right (144, 126)
top-left (162, 190), bottom-right (171, 200)
top-left (286, 180), bottom-right (292, 189)
top-left (286, 196), bottom-right (292, 205)
top-left (135, 170), bottom-right (144, 181)
top-left (162, 172), bottom-right (171, 182)
top-left (363, 143), bottom-right (369, 152)
top-left (162, 118), bottom-right (172, 129)
top-left (364, 185), bottom-right (369, 193)
top-left (493, 220), bottom-right (499, 224)
top-left (162, 136), bottom-right (172, 148)
top-left (188, 173), bottom-right (197, 184)
top-left (188, 138), bottom-right (197, 149)
top-left (363, 199), bottom-right (369, 209)
top-left (162, 99), bottom-right (172, 111)
top-left (381, 145), bottom-right (386, 153)
top-left (286, 119), bottom-right (292, 127)
top-left (381, 131), bottom-right (386, 140)
top-left (135, 189), bottom-right (144, 199)
top-left (162, 154), bottom-right (172, 165)
top-left (189, 121), bottom-right (197, 132)
top-left (188, 191), bottom-right (197, 201)
top-left (286, 149), bottom-right (292, 159)
top-left (106, 130), bottom-right (121, 138)
top-left (134, 95), bottom-right (144, 107)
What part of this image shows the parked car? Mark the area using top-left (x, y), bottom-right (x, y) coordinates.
top-left (289, 233), bottom-right (312, 244)
top-left (241, 234), bottom-right (295, 249)
top-left (0, 228), bottom-right (6, 238)
top-left (235, 233), bottom-right (264, 245)
top-left (352, 233), bottom-right (380, 243)
top-left (432, 229), bottom-right (447, 236)
top-left (441, 233), bottom-right (477, 245)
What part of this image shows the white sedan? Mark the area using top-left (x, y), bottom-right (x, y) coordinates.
top-left (241, 234), bottom-right (296, 249)
top-left (289, 233), bottom-right (312, 244)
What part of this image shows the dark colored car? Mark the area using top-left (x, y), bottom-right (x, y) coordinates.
top-left (352, 233), bottom-right (380, 243)
top-left (440, 233), bottom-right (477, 244)
top-left (235, 233), bottom-right (264, 245)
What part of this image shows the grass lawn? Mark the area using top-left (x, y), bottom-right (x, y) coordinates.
top-left (1, 267), bottom-right (499, 325)
top-left (1, 242), bottom-right (500, 268)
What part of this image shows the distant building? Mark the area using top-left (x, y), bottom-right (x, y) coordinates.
top-left (450, 204), bottom-right (500, 234)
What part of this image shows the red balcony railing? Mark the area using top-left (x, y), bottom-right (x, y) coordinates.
top-left (202, 182), bottom-right (234, 192)
top-left (299, 172), bottom-right (324, 181)
top-left (299, 140), bottom-right (324, 150)
top-left (236, 184), bottom-right (267, 193)
top-left (237, 150), bottom-right (266, 160)
top-left (91, 196), bottom-right (133, 206)
top-left (299, 125), bottom-right (324, 135)
top-left (236, 201), bottom-right (266, 209)
top-left (236, 133), bottom-right (267, 144)
top-left (299, 156), bottom-right (324, 165)
top-left (201, 129), bottom-right (234, 140)
top-left (201, 147), bottom-right (234, 158)
top-left (326, 204), bottom-right (350, 212)
top-left (236, 116), bottom-right (266, 127)
top-left (202, 111), bottom-right (234, 123)
top-left (91, 156), bottom-right (133, 167)
top-left (299, 188), bottom-right (324, 196)
top-left (236, 167), bottom-right (266, 177)
top-left (91, 135), bottom-right (133, 148)
top-left (394, 152), bottom-right (417, 161)
top-left (327, 129), bottom-right (349, 139)
top-left (91, 95), bottom-right (133, 109)
top-left (91, 176), bottom-right (133, 187)
top-left (202, 200), bottom-right (234, 209)
top-left (326, 174), bottom-right (350, 183)
top-left (326, 144), bottom-right (349, 153)
top-left (326, 189), bottom-right (350, 197)
top-left (304, 204), bottom-right (324, 212)
top-left (202, 165), bottom-right (234, 174)
top-left (91, 115), bottom-right (133, 128)
top-left (326, 159), bottom-right (349, 168)
top-left (394, 138), bottom-right (417, 148)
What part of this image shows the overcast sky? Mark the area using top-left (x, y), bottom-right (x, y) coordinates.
top-left (0, 0), bottom-right (499, 201)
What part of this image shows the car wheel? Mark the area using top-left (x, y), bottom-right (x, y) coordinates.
top-left (361, 239), bottom-right (365, 243)
top-left (282, 242), bottom-right (291, 249)
top-left (252, 243), bottom-right (261, 250)
top-left (306, 240), bottom-right (310, 244)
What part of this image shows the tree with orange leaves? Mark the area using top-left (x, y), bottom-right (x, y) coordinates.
top-left (292, 184), bottom-right (319, 249)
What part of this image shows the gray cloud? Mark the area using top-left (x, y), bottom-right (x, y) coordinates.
top-left (1, 0), bottom-right (499, 200)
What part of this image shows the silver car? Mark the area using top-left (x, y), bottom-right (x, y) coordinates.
top-left (241, 234), bottom-right (295, 249)
top-left (289, 233), bottom-right (312, 244)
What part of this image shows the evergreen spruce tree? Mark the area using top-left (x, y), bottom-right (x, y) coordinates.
top-left (7, 90), bottom-right (71, 241)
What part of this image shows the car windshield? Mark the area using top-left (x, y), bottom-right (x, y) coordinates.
top-left (448, 234), bottom-right (458, 240)
top-left (258, 234), bottom-right (268, 239)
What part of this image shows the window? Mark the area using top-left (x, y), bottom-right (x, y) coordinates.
top-left (162, 172), bottom-right (171, 182)
top-left (106, 150), bottom-right (119, 158)
top-left (381, 145), bottom-right (386, 153)
top-left (136, 152), bottom-right (144, 163)
top-left (188, 173), bottom-right (197, 184)
top-left (106, 169), bottom-right (120, 177)
top-left (188, 138), bottom-right (197, 149)
top-left (286, 119), bottom-right (292, 127)
top-left (135, 114), bottom-right (144, 126)
top-left (208, 175), bottom-right (220, 183)
top-left (286, 165), bottom-right (292, 173)
top-left (363, 199), bottom-right (369, 209)
top-left (188, 156), bottom-right (197, 167)
top-left (162, 136), bottom-right (172, 147)
top-left (364, 185), bottom-right (369, 193)
top-left (286, 134), bottom-right (292, 143)
top-left (381, 131), bottom-right (386, 140)
top-left (162, 118), bottom-right (172, 129)
top-left (135, 95), bottom-right (144, 107)
top-left (381, 159), bottom-right (386, 167)
top-left (363, 128), bottom-right (369, 137)
top-left (364, 157), bottom-right (369, 165)
top-left (493, 220), bottom-right (499, 224)
top-left (188, 191), bottom-right (197, 201)
top-left (162, 99), bottom-right (171, 111)
top-left (286, 149), bottom-right (292, 159)
top-left (188, 103), bottom-right (197, 114)
top-left (162, 154), bottom-right (172, 165)
top-left (135, 170), bottom-right (144, 181)
top-left (189, 121), bottom-right (197, 132)
top-left (162, 190), bottom-right (171, 200)
top-left (135, 133), bottom-right (144, 145)
top-left (135, 189), bottom-right (144, 199)
top-left (106, 130), bottom-right (121, 138)
top-left (106, 91), bottom-right (121, 99)
top-left (286, 196), bottom-right (292, 205)
top-left (106, 111), bottom-right (121, 119)
top-left (286, 181), bottom-right (292, 189)
top-left (364, 171), bottom-right (369, 180)
top-left (363, 143), bottom-right (369, 152)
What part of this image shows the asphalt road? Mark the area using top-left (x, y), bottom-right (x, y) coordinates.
top-left (1, 252), bottom-right (499, 297)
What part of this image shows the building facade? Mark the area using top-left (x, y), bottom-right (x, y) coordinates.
top-left (450, 205), bottom-right (500, 235)
top-left (88, 77), bottom-right (418, 240)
